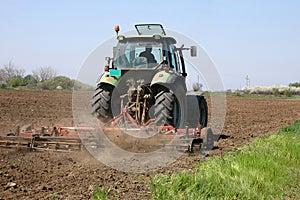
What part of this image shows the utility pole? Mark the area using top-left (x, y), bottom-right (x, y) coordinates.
top-left (246, 75), bottom-right (250, 87)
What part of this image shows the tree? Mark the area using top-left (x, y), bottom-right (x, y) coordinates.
top-left (4, 61), bottom-right (25, 79)
top-left (0, 68), bottom-right (8, 84)
top-left (33, 66), bottom-right (57, 82)
top-left (0, 61), bottom-right (25, 84)
top-left (289, 82), bottom-right (300, 88)
top-left (22, 74), bottom-right (38, 87)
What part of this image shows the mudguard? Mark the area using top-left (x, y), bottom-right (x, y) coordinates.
top-left (151, 70), bottom-right (171, 84)
top-left (151, 70), bottom-right (186, 93)
top-left (98, 72), bottom-right (120, 87)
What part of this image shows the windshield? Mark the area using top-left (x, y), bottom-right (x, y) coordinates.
top-left (114, 40), bottom-right (163, 68)
top-left (135, 24), bottom-right (166, 35)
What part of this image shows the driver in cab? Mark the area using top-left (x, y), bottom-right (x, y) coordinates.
top-left (139, 47), bottom-right (157, 64)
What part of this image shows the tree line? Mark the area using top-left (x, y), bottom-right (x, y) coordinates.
top-left (0, 61), bottom-right (92, 90)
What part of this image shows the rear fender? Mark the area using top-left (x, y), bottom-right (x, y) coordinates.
top-left (97, 72), bottom-right (120, 87)
top-left (151, 71), bottom-right (186, 93)
top-left (151, 71), bottom-right (170, 84)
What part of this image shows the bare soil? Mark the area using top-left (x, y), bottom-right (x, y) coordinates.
top-left (1, 90), bottom-right (300, 199)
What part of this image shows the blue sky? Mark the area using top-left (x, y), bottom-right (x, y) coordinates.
top-left (0, 0), bottom-right (299, 89)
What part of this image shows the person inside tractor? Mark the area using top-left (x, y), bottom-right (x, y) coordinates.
top-left (139, 47), bottom-right (157, 64)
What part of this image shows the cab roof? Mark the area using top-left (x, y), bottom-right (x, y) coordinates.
top-left (117, 35), bottom-right (176, 44)
top-left (116, 24), bottom-right (177, 44)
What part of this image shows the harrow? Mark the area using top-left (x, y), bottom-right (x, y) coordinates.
top-left (0, 123), bottom-right (94, 152)
top-left (0, 116), bottom-right (223, 155)
top-left (100, 112), bottom-right (221, 155)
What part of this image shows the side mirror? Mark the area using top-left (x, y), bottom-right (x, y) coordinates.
top-left (113, 46), bottom-right (117, 58)
top-left (190, 46), bottom-right (197, 57)
top-left (105, 57), bottom-right (111, 62)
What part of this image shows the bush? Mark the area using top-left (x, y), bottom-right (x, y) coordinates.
top-left (8, 76), bottom-right (22, 88)
top-left (22, 74), bottom-right (38, 87)
top-left (242, 85), bottom-right (300, 96)
top-left (284, 89), bottom-right (292, 97)
top-left (38, 76), bottom-right (74, 90)
top-left (272, 88), bottom-right (280, 96)
top-left (0, 83), bottom-right (7, 89)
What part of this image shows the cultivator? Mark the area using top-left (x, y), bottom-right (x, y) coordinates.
top-left (0, 123), bottom-right (95, 152)
top-left (0, 135), bottom-right (82, 152)
top-left (0, 118), bottom-right (220, 155)
top-left (101, 115), bottom-right (220, 155)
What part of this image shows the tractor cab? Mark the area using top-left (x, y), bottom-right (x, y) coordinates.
top-left (112, 24), bottom-right (185, 74)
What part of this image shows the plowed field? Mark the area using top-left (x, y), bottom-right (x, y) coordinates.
top-left (1, 90), bottom-right (300, 199)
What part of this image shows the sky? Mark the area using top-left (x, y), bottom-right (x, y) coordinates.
top-left (0, 0), bottom-right (299, 89)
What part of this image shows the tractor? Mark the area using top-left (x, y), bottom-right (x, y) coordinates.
top-left (92, 24), bottom-right (208, 132)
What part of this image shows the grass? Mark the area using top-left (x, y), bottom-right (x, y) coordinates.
top-left (48, 193), bottom-right (60, 199)
top-left (92, 185), bottom-right (112, 200)
top-left (150, 120), bottom-right (300, 200)
top-left (91, 185), bottom-right (121, 200)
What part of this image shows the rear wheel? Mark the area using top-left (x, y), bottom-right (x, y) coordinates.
top-left (154, 89), bottom-right (186, 128)
top-left (92, 84), bottom-right (113, 122)
top-left (199, 97), bottom-right (208, 128)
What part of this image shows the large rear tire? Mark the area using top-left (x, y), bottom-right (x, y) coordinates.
top-left (154, 89), bottom-right (186, 128)
top-left (199, 97), bottom-right (208, 128)
top-left (92, 84), bottom-right (113, 122)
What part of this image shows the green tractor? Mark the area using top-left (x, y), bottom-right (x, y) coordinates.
top-left (92, 24), bottom-right (208, 130)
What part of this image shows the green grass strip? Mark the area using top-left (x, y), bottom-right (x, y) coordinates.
top-left (151, 120), bottom-right (300, 200)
